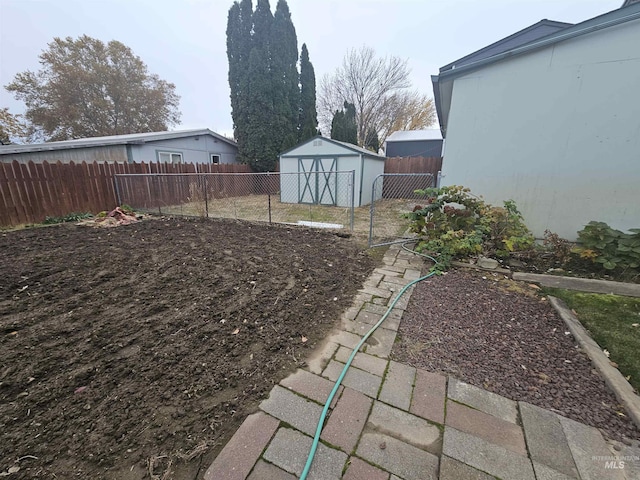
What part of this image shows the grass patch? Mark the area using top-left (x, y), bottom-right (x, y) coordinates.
top-left (155, 195), bottom-right (415, 244)
top-left (543, 287), bottom-right (640, 392)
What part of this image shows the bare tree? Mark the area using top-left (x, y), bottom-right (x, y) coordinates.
top-left (376, 91), bottom-right (436, 146)
top-left (319, 46), bottom-right (435, 147)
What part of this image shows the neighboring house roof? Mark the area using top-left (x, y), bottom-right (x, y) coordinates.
top-left (622, 0), bottom-right (640, 7)
top-left (439, 19), bottom-right (572, 73)
top-left (385, 129), bottom-right (443, 143)
top-left (0, 129), bottom-right (237, 155)
top-left (432, 2), bottom-right (640, 136)
top-left (280, 136), bottom-right (386, 160)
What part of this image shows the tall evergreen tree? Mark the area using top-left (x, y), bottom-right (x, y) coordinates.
top-left (364, 128), bottom-right (380, 152)
top-left (226, 0), bottom-right (253, 155)
top-left (270, 0), bottom-right (299, 152)
top-left (227, 0), bottom-right (304, 171)
top-left (331, 101), bottom-right (357, 145)
top-left (299, 43), bottom-right (318, 142)
top-left (244, 0), bottom-right (276, 171)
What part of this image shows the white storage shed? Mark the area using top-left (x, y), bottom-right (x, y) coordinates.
top-left (279, 137), bottom-right (386, 208)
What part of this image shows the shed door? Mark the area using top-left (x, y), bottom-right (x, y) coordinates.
top-left (298, 158), bottom-right (337, 205)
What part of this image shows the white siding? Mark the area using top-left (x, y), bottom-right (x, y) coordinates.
top-left (338, 156), bottom-right (361, 207)
top-left (360, 158), bottom-right (385, 206)
top-left (279, 155), bottom-right (360, 207)
top-left (442, 19), bottom-right (640, 240)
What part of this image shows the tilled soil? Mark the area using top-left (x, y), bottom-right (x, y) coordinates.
top-left (392, 268), bottom-right (640, 442)
top-left (0, 217), bottom-right (375, 479)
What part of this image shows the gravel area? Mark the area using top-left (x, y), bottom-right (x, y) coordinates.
top-left (391, 268), bottom-right (640, 442)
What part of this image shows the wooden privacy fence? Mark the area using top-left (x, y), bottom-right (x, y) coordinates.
top-left (0, 160), bottom-right (252, 227)
top-left (384, 156), bottom-right (443, 175)
top-left (383, 156), bottom-right (443, 198)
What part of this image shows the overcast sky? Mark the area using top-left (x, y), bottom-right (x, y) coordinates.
top-left (0, 0), bottom-right (622, 139)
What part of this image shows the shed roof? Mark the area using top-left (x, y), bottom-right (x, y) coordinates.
top-left (280, 136), bottom-right (386, 160)
top-left (0, 129), bottom-right (237, 155)
top-left (385, 129), bottom-right (442, 143)
top-left (432, 2), bottom-right (640, 137)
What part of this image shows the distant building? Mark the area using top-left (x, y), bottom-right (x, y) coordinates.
top-left (384, 129), bottom-right (443, 158)
top-left (0, 129), bottom-right (238, 165)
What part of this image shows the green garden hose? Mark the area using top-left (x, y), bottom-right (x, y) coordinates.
top-left (300, 243), bottom-right (437, 479)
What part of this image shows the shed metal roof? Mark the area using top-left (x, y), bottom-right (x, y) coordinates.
top-left (0, 129), bottom-right (237, 155)
top-left (432, 2), bottom-right (640, 137)
top-left (385, 129), bottom-right (442, 143)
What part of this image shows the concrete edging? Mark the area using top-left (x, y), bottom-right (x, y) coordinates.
top-left (548, 295), bottom-right (640, 428)
top-left (514, 272), bottom-right (640, 298)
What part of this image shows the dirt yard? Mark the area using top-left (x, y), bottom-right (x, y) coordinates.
top-left (0, 217), bottom-right (375, 479)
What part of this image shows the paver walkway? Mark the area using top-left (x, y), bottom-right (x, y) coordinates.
top-left (204, 245), bottom-right (638, 480)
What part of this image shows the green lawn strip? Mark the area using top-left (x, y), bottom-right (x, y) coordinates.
top-left (543, 287), bottom-right (640, 393)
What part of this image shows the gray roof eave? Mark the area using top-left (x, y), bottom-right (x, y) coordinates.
top-left (0, 128), bottom-right (237, 155)
top-left (438, 4), bottom-right (640, 83)
top-left (432, 3), bottom-right (640, 134)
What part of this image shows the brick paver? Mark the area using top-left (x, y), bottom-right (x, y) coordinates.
top-left (263, 427), bottom-right (347, 480)
top-left (356, 432), bottom-right (439, 480)
top-left (378, 361), bottom-right (415, 410)
top-left (410, 369), bottom-right (446, 424)
top-left (439, 455), bottom-right (497, 480)
top-left (307, 340), bottom-right (339, 375)
top-left (343, 456), bottom-right (390, 480)
top-left (355, 310), bottom-right (383, 325)
top-left (280, 368), bottom-right (343, 408)
top-left (446, 401), bottom-right (527, 456)
top-left (247, 460), bottom-right (296, 480)
top-left (559, 415), bottom-right (625, 480)
top-left (321, 387), bottom-right (372, 453)
top-left (322, 359), bottom-right (382, 398)
top-left (203, 412), bottom-right (279, 480)
top-left (327, 330), bottom-right (364, 350)
top-left (259, 385), bottom-right (323, 436)
top-left (447, 378), bottom-right (518, 424)
top-left (334, 346), bottom-right (388, 377)
top-left (519, 402), bottom-right (579, 478)
top-left (443, 426), bottom-right (536, 480)
top-left (359, 285), bottom-right (392, 298)
top-left (362, 327), bottom-right (396, 358)
top-left (368, 401), bottom-right (440, 451)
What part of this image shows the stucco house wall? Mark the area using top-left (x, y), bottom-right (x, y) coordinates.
top-left (440, 15), bottom-right (640, 240)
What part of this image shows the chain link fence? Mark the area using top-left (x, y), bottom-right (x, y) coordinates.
top-left (368, 173), bottom-right (435, 247)
top-left (114, 171), bottom-right (356, 231)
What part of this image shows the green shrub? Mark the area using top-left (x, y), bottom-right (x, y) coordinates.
top-left (42, 212), bottom-right (93, 224)
top-left (406, 185), bottom-right (534, 271)
top-left (573, 221), bottom-right (640, 270)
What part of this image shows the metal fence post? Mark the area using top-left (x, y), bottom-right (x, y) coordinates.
top-left (113, 175), bottom-right (122, 207)
top-left (350, 170), bottom-right (355, 231)
top-left (368, 175), bottom-right (381, 247)
top-left (202, 174), bottom-right (209, 218)
top-left (155, 174), bottom-right (161, 214)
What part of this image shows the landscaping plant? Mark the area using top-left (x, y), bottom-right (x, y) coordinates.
top-left (573, 221), bottom-right (640, 271)
top-left (406, 185), bottom-right (534, 271)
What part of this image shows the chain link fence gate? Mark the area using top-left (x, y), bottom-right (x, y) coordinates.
top-left (114, 171), bottom-right (356, 231)
top-left (368, 173), bottom-right (435, 247)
